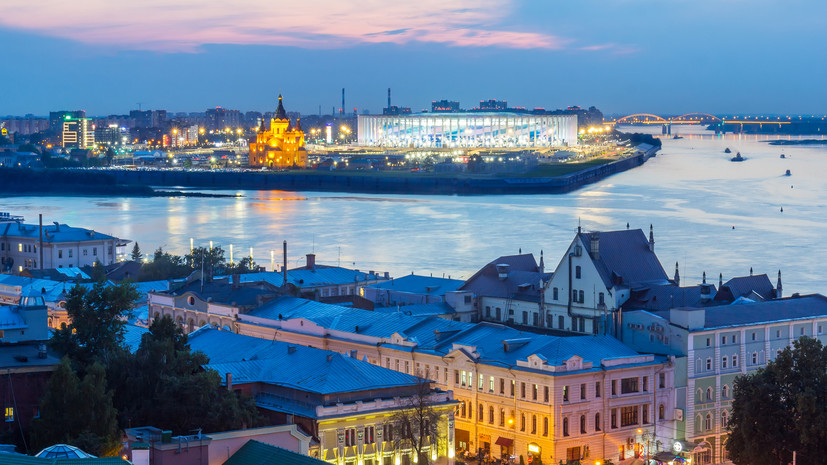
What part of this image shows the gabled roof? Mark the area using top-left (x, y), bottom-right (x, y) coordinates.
top-left (716, 274), bottom-right (776, 302)
top-left (577, 229), bottom-right (669, 288)
top-left (190, 328), bottom-right (423, 395)
top-left (223, 440), bottom-right (327, 465)
top-left (461, 254), bottom-right (551, 300)
top-left (365, 274), bottom-right (464, 296)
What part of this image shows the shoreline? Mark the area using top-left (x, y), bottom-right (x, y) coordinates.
top-left (0, 149), bottom-right (657, 197)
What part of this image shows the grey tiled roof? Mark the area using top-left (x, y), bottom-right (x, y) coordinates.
top-left (578, 229), bottom-right (669, 288)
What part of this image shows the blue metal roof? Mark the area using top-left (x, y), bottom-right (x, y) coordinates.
top-left (189, 328), bottom-right (424, 395)
top-left (0, 306), bottom-right (27, 330)
top-left (364, 275), bottom-right (464, 296)
top-left (578, 229), bottom-right (669, 288)
top-left (228, 267), bottom-right (383, 289)
top-left (246, 296), bottom-right (656, 372)
top-left (677, 294), bottom-right (827, 330)
top-left (1, 222), bottom-right (119, 243)
top-left (374, 302), bottom-right (455, 317)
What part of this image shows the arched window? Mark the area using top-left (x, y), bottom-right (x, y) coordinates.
top-left (580, 415), bottom-right (586, 434)
top-left (706, 387), bottom-right (713, 401)
top-left (705, 413), bottom-right (712, 431)
top-left (697, 388), bottom-right (704, 403)
top-left (489, 406), bottom-right (494, 424)
top-left (543, 417), bottom-right (549, 436)
top-left (658, 404), bottom-right (665, 420)
top-left (532, 415), bottom-right (537, 434)
top-left (721, 410), bottom-right (728, 428)
top-left (722, 385), bottom-right (729, 399)
top-left (562, 417), bottom-right (569, 436)
top-left (521, 413), bottom-right (526, 432)
top-left (595, 412), bottom-right (601, 431)
top-left (695, 415), bottom-right (702, 433)
top-left (478, 403), bottom-right (484, 420)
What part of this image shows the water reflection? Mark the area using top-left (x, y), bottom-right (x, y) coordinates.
top-left (4, 130), bottom-right (827, 293)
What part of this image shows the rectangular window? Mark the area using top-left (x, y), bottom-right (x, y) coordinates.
top-left (532, 384), bottom-right (538, 401)
top-left (544, 386), bottom-right (549, 402)
top-left (4, 407), bottom-right (13, 422)
top-left (572, 289), bottom-right (578, 302)
top-left (511, 380), bottom-right (515, 397)
top-left (721, 335), bottom-right (726, 345)
top-left (18, 243), bottom-right (22, 252)
top-left (500, 409), bottom-right (505, 426)
top-left (706, 337), bottom-right (711, 347)
top-left (559, 315), bottom-right (565, 329)
top-left (620, 377), bottom-right (639, 394)
top-left (455, 370), bottom-right (460, 384)
top-left (521, 382), bottom-right (526, 398)
top-left (643, 376), bottom-right (648, 392)
top-left (83, 249), bottom-right (88, 256)
top-left (485, 306), bottom-right (491, 317)
top-left (752, 332), bottom-right (757, 341)
top-left (478, 373), bottom-right (484, 390)
top-left (733, 355), bottom-right (738, 366)
top-left (611, 380), bottom-right (617, 396)
top-left (575, 265), bottom-right (582, 279)
top-left (93, 247), bottom-right (97, 256)
top-left (580, 383), bottom-right (586, 400)
top-left (706, 358), bottom-right (712, 370)
top-left (553, 287), bottom-right (559, 300)
top-left (643, 404), bottom-right (649, 424)
top-left (595, 381), bottom-right (601, 398)
top-left (500, 378), bottom-right (505, 394)
top-left (722, 357), bottom-right (728, 368)
top-left (620, 406), bottom-right (639, 427)
top-left (659, 373), bottom-right (665, 389)
top-left (611, 408), bottom-right (617, 428)
top-left (598, 292), bottom-right (605, 305)
top-left (405, 361), bottom-right (409, 373)
top-left (68, 249), bottom-right (73, 258)
top-left (563, 385), bottom-right (569, 402)
top-left (461, 371), bottom-right (466, 386)
top-left (489, 376), bottom-right (495, 392)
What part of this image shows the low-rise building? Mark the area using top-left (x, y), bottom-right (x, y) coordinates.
top-left (1, 213), bottom-right (128, 274)
top-left (188, 328), bottom-right (458, 465)
top-left (212, 296), bottom-right (679, 465)
top-left (362, 274), bottom-right (465, 308)
top-left (621, 294), bottom-right (827, 465)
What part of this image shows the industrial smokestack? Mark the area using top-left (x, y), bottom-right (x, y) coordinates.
top-left (341, 88), bottom-right (345, 117)
top-left (388, 88), bottom-right (391, 109)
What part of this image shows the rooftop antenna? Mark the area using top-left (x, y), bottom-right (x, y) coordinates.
top-left (137, 102), bottom-right (143, 111)
top-left (338, 246), bottom-right (341, 267)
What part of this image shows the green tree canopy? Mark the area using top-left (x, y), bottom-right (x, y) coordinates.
top-left (138, 247), bottom-right (190, 281)
top-left (109, 316), bottom-right (260, 434)
top-left (50, 281), bottom-right (139, 367)
top-left (30, 358), bottom-right (120, 456)
top-left (131, 242), bottom-right (142, 261)
top-left (727, 336), bottom-right (827, 465)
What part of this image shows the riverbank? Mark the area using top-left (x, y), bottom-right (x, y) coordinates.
top-left (108, 151), bottom-right (655, 195)
top-left (0, 148), bottom-right (656, 196)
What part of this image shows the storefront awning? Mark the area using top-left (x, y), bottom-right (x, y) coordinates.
top-left (495, 437), bottom-right (513, 447)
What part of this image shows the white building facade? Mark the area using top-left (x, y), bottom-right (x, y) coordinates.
top-left (357, 113), bottom-right (578, 148)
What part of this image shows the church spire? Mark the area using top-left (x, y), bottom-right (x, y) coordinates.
top-left (276, 94), bottom-right (287, 120)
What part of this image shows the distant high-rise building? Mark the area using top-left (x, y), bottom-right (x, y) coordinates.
top-left (382, 106), bottom-right (412, 116)
top-left (49, 110), bottom-right (85, 134)
top-left (431, 100), bottom-right (461, 112)
top-left (478, 99), bottom-right (508, 111)
top-left (129, 110), bottom-right (167, 129)
top-left (61, 116), bottom-right (94, 149)
top-left (206, 107), bottom-right (243, 131)
top-left (94, 124), bottom-right (125, 146)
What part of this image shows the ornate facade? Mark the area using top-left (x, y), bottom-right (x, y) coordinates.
top-left (249, 95), bottom-right (307, 169)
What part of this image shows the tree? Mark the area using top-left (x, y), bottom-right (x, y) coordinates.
top-left (390, 373), bottom-right (449, 465)
top-left (50, 281), bottom-right (139, 367)
top-left (727, 336), bottom-right (827, 465)
top-left (185, 246), bottom-right (227, 278)
top-left (131, 242), bottom-right (142, 261)
top-left (30, 358), bottom-right (120, 456)
top-left (225, 256), bottom-right (258, 274)
top-left (108, 316), bottom-right (260, 434)
top-left (138, 247), bottom-right (189, 281)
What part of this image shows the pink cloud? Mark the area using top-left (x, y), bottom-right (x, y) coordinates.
top-left (1, 0), bottom-right (569, 52)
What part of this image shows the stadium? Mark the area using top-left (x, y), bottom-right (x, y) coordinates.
top-left (357, 113), bottom-right (577, 148)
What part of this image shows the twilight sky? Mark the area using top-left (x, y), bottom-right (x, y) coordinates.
top-left (1, 0), bottom-right (825, 116)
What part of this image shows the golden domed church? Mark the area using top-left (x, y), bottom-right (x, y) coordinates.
top-left (249, 95), bottom-right (307, 169)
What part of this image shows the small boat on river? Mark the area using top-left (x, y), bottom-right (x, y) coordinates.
top-left (731, 152), bottom-right (745, 162)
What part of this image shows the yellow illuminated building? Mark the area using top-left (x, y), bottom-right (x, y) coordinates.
top-left (249, 94), bottom-right (307, 169)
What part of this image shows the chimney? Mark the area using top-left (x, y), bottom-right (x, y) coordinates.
top-left (590, 232), bottom-right (600, 260)
top-left (777, 270), bottom-right (782, 298)
top-left (496, 263), bottom-right (510, 281)
top-left (648, 224), bottom-right (655, 252)
top-left (384, 271), bottom-right (390, 279)
top-left (388, 88), bottom-right (392, 109)
top-left (539, 250), bottom-right (544, 274)
top-left (719, 273), bottom-right (723, 288)
top-left (327, 354), bottom-right (334, 362)
top-left (349, 350), bottom-right (358, 358)
top-left (283, 240), bottom-right (288, 288)
top-left (306, 253), bottom-right (316, 271)
top-left (700, 283), bottom-right (712, 303)
top-left (341, 88), bottom-right (345, 117)
top-left (674, 262), bottom-right (680, 287)
top-left (226, 372), bottom-right (233, 391)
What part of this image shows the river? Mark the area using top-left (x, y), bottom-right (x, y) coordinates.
top-left (3, 126), bottom-right (826, 294)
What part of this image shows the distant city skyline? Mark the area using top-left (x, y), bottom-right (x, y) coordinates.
top-left (2, 0), bottom-right (825, 116)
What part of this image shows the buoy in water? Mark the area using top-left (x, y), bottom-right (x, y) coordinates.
top-left (732, 226), bottom-right (736, 230)
top-left (781, 207), bottom-right (784, 212)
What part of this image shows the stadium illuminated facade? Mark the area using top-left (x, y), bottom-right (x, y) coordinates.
top-left (357, 113), bottom-right (577, 148)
